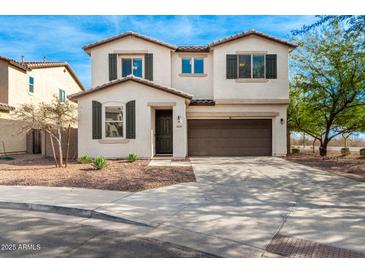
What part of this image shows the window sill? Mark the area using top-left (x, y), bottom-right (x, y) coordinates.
top-left (179, 73), bottom-right (207, 77)
top-left (98, 139), bottom-right (129, 144)
top-left (28, 92), bottom-right (34, 96)
top-left (235, 79), bottom-right (269, 83)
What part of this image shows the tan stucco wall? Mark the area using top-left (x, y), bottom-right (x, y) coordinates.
top-left (7, 66), bottom-right (81, 107)
top-left (1, 65), bottom-right (81, 153)
top-left (212, 36), bottom-right (290, 101)
top-left (0, 118), bottom-right (28, 154)
top-left (187, 104), bottom-right (288, 156)
top-left (171, 52), bottom-right (213, 99)
top-left (0, 61), bottom-right (9, 104)
top-left (78, 81), bottom-right (187, 159)
top-left (90, 36), bottom-right (173, 88)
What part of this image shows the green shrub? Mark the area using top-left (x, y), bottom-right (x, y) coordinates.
top-left (78, 154), bottom-right (93, 164)
top-left (92, 156), bottom-right (107, 170)
top-left (341, 147), bottom-right (350, 156)
top-left (291, 147), bottom-right (300, 154)
top-left (359, 148), bottom-right (365, 157)
top-left (128, 153), bottom-right (138, 162)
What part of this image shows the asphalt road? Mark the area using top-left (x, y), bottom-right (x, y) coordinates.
top-left (0, 208), bottom-right (215, 258)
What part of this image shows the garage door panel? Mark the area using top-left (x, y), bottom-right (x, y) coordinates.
top-left (188, 119), bottom-right (272, 156)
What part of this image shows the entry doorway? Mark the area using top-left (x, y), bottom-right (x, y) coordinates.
top-left (155, 110), bottom-right (173, 155)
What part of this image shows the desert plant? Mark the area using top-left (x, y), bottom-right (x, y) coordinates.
top-left (128, 153), bottom-right (138, 162)
top-left (292, 147), bottom-right (300, 154)
top-left (359, 148), bottom-right (365, 157)
top-left (78, 154), bottom-right (93, 164)
top-left (92, 156), bottom-right (107, 170)
top-left (341, 147), bottom-right (351, 156)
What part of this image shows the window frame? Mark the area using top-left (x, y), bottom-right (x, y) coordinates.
top-left (119, 55), bottom-right (144, 78)
top-left (29, 76), bottom-right (34, 94)
top-left (180, 56), bottom-right (205, 75)
top-left (59, 89), bottom-right (66, 102)
top-left (237, 53), bottom-right (266, 80)
top-left (102, 102), bottom-right (126, 140)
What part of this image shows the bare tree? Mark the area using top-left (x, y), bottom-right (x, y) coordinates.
top-left (14, 96), bottom-right (77, 167)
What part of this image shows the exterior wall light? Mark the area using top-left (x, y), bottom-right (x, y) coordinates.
top-left (177, 115), bottom-right (182, 124)
top-left (280, 118), bottom-right (285, 125)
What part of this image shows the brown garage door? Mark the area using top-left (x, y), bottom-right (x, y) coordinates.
top-left (188, 119), bottom-right (272, 156)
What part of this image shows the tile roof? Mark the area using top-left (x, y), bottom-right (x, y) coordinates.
top-left (68, 75), bottom-right (193, 102)
top-left (82, 30), bottom-right (297, 55)
top-left (208, 29), bottom-right (297, 49)
top-left (0, 102), bottom-right (15, 112)
top-left (176, 46), bottom-right (210, 52)
top-left (190, 99), bottom-right (215, 106)
top-left (83, 31), bottom-right (177, 53)
top-left (0, 55), bottom-right (29, 71)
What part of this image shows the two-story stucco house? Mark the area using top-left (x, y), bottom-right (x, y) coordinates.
top-left (69, 30), bottom-right (296, 159)
top-left (0, 56), bottom-right (84, 154)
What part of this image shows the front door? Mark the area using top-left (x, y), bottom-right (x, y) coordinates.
top-left (155, 110), bottom-right (173, 154)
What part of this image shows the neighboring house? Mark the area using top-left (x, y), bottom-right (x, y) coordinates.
top-left (0, 56), bottom-right (84, 154)
top-left (69, 30), bottom-right (296, 159)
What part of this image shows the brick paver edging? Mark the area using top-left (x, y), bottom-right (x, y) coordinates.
top-left (266, 234), bottom-right (365, 258)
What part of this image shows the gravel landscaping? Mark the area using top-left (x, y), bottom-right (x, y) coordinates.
top-left (285, 151), bottom-right (365, 181)
top-left (0, 154), bottom-right (196, 191)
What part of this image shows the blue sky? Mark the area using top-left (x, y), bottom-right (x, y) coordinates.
top-left (0, 16), bottom-right (317, 88)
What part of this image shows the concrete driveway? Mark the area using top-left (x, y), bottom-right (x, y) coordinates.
top-left (1, 157), bottom-right (364, 257)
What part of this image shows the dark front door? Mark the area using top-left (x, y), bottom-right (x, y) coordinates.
top-left (155, 110), bottom-right (173, 154)
top-left (32, 129), bottom-right (42, 154)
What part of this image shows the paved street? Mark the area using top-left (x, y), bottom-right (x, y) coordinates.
top-left (0, 208), bottom-right (215, 258)
top-left (0, 157), bottom-right (364, 257)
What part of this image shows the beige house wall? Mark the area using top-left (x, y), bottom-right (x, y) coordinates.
top-left (78, 81), bottom-right (187, 159)
top-left (171, 52), bottom-right (213, 99)
top-left (212, 36), bottom-right (290, 101)
top-left (1, 64), bottom-right (82, 154)
top-left (90, 36), bottom-right (173, 88)
top-left (7, 66), bottom-right (81, 108)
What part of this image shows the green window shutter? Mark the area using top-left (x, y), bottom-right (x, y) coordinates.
top-left (92, 101), bottom-right (102, 139)
top-left (266, 54), bottom-right (277, 79)
top-left (126, 100), bottom-right (136, 139)
top-left (108, 53), bottom-right (117, 81)
top-left (226, 54), bottom-right (237, 79)
top-left (144, 53), bottom-right (153, 81)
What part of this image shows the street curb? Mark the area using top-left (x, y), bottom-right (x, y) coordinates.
top-left (0, 201), bottom-right (152, 228)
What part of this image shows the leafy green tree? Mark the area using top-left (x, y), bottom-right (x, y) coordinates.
top-left (293, 15), bottom-right (365, 36)
top-left (289, 23), bottom-right (365, 156)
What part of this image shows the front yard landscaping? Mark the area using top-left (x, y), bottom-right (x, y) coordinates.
top-left (285, 151), bottom-right (365, 181)
top-left (0, 154), bottom-right (196, 191)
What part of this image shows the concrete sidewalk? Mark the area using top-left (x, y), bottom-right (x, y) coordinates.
top-left (1, 157), bottom-right (365, 257)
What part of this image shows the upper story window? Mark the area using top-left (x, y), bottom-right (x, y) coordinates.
top-left (181, 57), bottom-right (205, 75)
top-left (122, 58), bottom-right (143, 78)
top-left (238, 54), bottom-right (265, 79)
top-left (105, 105), bottom-right (124, 138)
top-left (29, 76), bottom-right (34, 93)
top-left (59, 89), bottom-right (66, 102)
top-left (182, 58), bottom-right (192, 74)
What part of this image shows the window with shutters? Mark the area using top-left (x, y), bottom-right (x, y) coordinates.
top-left (121, 57), bottom-right (143, 78)
top-left (238, 54), bottom-right (265, 79)
top-left (104, 103), bottom-right (125, 138)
